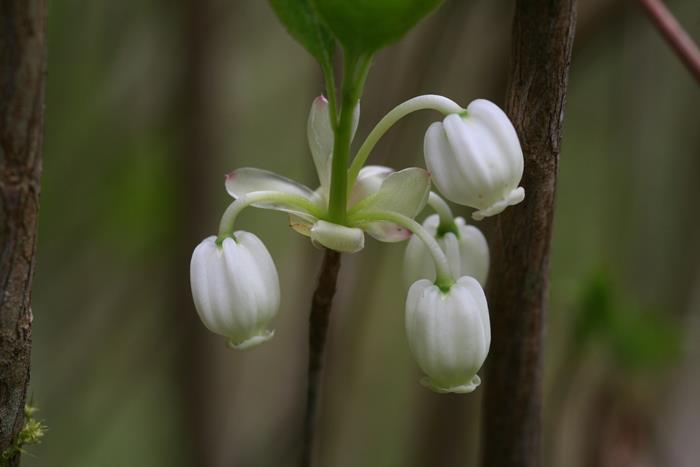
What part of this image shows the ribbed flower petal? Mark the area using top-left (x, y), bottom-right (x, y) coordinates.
top-left (403, 214), bottom-right (490, 287)
top-left (442, 232), bottom-right (461, 279)
top-left (472, 187), bottom-right (525, 221)
top-left (405, 276), bottom-right (490, 393)
top-left (455, 219), bottom-right (490, 284)
top-left (442, 114), bottom-right (493, 191)
top-left (189, 233), bottom-right (280, 349)
top-left (467, 99), bottom-right (523, 183)
top-left (425, 122), bottom-right (466, 205)
top-left (424, 99), bottom-right (525, 219)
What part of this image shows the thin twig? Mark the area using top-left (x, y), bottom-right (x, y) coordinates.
top-left (299, 249), bottom-right (342, 467)
top-left (638, 0), bottom-right (700, 83)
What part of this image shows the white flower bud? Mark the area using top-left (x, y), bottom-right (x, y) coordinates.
top-left (424, 99), bottom-right (525, 220)
top-left (405, 276), bottom-right (490, 393)
top-left (310, 220), bottom-right (365, 253)
top-left (403, 214), bottom-right (489, 287)
top-left (190, 233), bottom-right (280, 349)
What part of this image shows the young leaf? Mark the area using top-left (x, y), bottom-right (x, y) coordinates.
top-left (311, 0), bottom-right (443, 54)
top-left (268, 0), bottom-right (335, 67)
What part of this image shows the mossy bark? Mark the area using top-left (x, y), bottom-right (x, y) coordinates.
top-left (0, 0), bottom-right (47, 465)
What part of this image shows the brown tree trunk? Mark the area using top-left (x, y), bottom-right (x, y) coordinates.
top-left (175, 0), bottom-right (219, 464)
top-left (0, 0), bottom-right (47, 465)
top-left (480, 1), bottom-right (576, 466)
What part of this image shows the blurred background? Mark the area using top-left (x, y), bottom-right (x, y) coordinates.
top-left (28, 0), bottom-right (699, 466)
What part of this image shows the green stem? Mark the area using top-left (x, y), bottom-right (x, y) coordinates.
top-left (217, 191), bottom-right (321, 243)
top-left (350, 210), bottom-right (455, 290)
top-left (428, 192), bottom-right (459, 238)
top-left (347, 95), bottom-right (464, 190)
top-left (327, 54), bottom-right (372, 223)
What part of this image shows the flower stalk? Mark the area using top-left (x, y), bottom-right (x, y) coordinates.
top-left (427, 192), bottom-right (459, 237)
top-left (350, 210), bottom-right (455, 290)
top-left (347, 95), bottom-right (464, 188)
top-left (216, 191), bottom-right (323, 244)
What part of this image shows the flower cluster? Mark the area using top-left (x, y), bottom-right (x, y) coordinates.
top-left (190, 95), bottom-right (524, 393)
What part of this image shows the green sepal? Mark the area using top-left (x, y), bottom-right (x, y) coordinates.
top-left (348, 168), bottom-right (431, 220)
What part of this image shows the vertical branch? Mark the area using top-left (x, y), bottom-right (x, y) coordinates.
top-left (176, 0), bottom-right (217, 464)
top-left (0, 0), bottom-right (47, 464)
top-left (480, 1), bottom-right (576, 467)
top-left (300, 249), bottom-right (341, 467)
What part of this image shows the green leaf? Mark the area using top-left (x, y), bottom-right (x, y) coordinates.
top-left (268, 0), bottom-right (335, 67)
top-left (311, 0), bottom-right (443, 54)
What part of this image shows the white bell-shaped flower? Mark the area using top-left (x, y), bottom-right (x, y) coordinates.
top-left (190, 233), bottom-right (280, 349)
top-left (424, 99), bottom-right (525, 220)
top-left (405, 276), bottom-right (490, 393)
top-left (403, 214), bottom-right (489, 287)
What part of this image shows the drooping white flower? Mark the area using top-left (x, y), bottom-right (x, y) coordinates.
top-left (405, 276), bottom-right (490, 393)
top-left (403, 214), bottom-right (489, 287)
top-left (424, 99), bottom-right (525, 220)
top-left (190, 233), bottom-right (280, 349)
